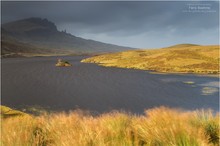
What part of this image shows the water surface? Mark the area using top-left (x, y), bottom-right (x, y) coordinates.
top-left (2, 56), bottom-right (219, 114)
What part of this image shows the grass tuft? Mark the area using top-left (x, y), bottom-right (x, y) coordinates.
top-left (1, 106), bottom-right (219, 146)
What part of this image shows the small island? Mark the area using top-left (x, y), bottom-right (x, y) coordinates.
top-left (55, 59), bottom-right (72, 67)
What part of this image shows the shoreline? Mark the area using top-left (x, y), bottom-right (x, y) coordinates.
top-left (81, 45), bottom-right (219, 78)
top-left (2, 55), bottom-right (219, 78)
top-left (83, 61), bottom-right (220, 78)
top-left (148, 71), bottom-right (220, 78)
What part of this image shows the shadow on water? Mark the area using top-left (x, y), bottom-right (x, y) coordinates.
top-left (1, 56), bottom-right (219, 114)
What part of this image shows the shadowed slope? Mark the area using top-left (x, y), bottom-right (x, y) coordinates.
top-left (1, 17), bottom-right (132, 57)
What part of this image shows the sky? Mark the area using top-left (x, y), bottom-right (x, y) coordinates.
top-left (1, 1), bottom-right (219, 48)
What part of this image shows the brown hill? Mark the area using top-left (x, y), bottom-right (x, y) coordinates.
top-left (82, 45), bottom-right (220, 74)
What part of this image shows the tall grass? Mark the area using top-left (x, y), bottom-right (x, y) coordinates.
top-left (1, 106), bottom-right (219, 146)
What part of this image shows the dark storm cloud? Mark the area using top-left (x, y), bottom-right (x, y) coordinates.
top-left (1, 1), bottom-right (219, 48)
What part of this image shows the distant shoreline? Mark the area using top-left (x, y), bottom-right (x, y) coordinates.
top-left (1, 54), bottom-right (91, 59)
top-left (2, 53), bottom-right (219, 78)
top-left (82, 62), bottom-right (220, 78)
top-left (1, 52), bottom-right (110, 59)
top-left (148, 71), bottom-right (219, 78)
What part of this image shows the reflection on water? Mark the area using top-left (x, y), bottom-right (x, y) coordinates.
top-left (198, 81), bottom-right (219, 95)
top-left (199, 81), bottom-right (219, 88)
top-left (202, 87), bottom-right (219, 95)
top-left (162, 79), bottom-right (219, 96)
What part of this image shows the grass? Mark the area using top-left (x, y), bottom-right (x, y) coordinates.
top-left (1, 106), bottom-right (219, 146)
top-left (81, 44), bottom-right (220, 74)
top-left (0, 105), bottom-right (27, 118)
top-left (167, 44), bottom-right (200, 48)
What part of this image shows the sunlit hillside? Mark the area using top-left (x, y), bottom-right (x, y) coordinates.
top-left (81, 45), bottom-right (220, 74)
top-left (1, 106), bottom-right (219, 146)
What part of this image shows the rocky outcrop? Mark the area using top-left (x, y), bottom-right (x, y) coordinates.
top-left (55, 59), bottom-right (72, 67)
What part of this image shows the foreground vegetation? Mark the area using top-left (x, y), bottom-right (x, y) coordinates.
top-left (1, 106), bottom-right (219, 146)
top-left (0, 105), bottom-right (27, 118)
top-left (81, 44), bottom-right (220, 74)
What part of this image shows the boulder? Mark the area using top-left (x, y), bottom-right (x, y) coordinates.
top-left (55, 59), bottom-right (72, 67)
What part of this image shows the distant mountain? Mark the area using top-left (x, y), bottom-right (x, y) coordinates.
top-left (1, 17), bottom-right (132, 57)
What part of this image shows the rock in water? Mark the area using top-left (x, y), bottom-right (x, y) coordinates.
top-left (55, 59), bottom-right (72, 67)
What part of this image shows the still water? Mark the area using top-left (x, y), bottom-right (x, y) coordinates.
top-left (1, 56), bottom-right (219, 114)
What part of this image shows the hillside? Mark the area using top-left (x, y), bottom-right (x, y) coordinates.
top-left (166, 44), bottom-right (200, 48)
top-left (1, 17), bottom-right (132, 57)
top-left (1, 38), bottom-right (74, 58)
top-left (81, 45), bottom-right (220, 74)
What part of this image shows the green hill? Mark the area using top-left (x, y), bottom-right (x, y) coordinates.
top-left (81, 45), bottom-right (220, 74)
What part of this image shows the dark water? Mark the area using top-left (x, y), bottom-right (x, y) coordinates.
top-left (1, 56), bottom-right (219, 114)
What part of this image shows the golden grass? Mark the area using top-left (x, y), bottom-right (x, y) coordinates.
top-left (81, 45), bottom-right (220, 74)
top-left (0, 105), bottom-right (27, 118)
top-left (1, 106), bottom-right (219, 146)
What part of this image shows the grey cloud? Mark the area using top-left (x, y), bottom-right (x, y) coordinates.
top-left (1, 1), bottom-right (219, 48)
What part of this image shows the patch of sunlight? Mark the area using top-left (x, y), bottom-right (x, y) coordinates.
top-left (183, 81), bottom-right (195, 85)
top-left (201, 87), bottom-right (219, 95)
top-left (199, 81), bottom-right (219, 88)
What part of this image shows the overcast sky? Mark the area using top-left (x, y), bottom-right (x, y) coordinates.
top-left (1, 1), bottom-right (219, 48)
